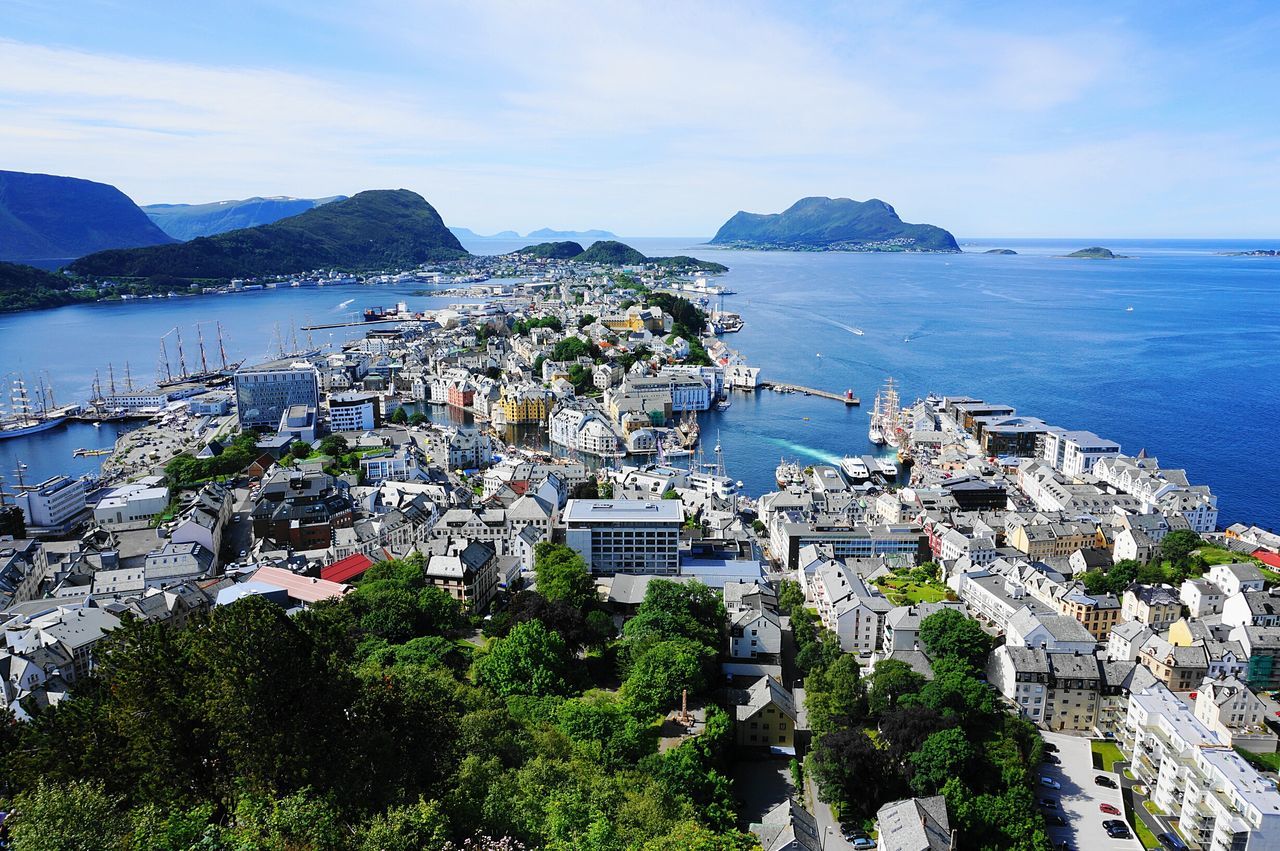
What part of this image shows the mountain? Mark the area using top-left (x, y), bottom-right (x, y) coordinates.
top-left (710, 196), bottom-right (959, 252)
top-left (0, 261), bottom-right (88, 313)
top-left (527, 227), bottom-right (618, 240)
top-left (513, 240), bottom-right (727, 272)
top-left (1064, 246), bottom-right (1128, 259)
top-left (0, 170), bottom-right (175, 267)
top-left (516, 241), bottom-right (586, 259)
top-left (69, 190), bottom-right (469, 279)
top-left (143, 196), bottom-right (346, 240)
top-left (451, 227), bottom-right (522, 239)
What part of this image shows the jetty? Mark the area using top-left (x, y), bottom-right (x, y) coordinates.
top-left (300, 318), bottom-right (404, 331)
top-left (757, 381), bottom-right (858, 406)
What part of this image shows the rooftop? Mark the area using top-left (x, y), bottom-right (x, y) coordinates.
top-left (564, 498), bottom-right (683, 523)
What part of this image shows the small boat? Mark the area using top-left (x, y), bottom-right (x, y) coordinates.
top-left (868, 424), bottom-right (886, 445)
top-left (1126, 306), bottom-right (1134, 312)
top-left (903, 337), bottom-right (911, 343)
top-left (815, 352), bottom-right (822, 358)
top-left (93, 422), bottom-right (102, 428)
top-left (775, 458), bottom-right (804, 488)
top-left (716, 399), bottom-right (731, 411)
top-left (876, 457), bottom-right (898, 477)
top-left (852, 328), bottom-right (864, 336)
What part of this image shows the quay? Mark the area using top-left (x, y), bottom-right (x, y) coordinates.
top-left (757, 380), bottom-right (858, 405)
top-left (301, 318), bottom-right (404, 331)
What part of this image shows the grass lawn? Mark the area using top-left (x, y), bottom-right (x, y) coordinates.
top-left (1093, 740), bottom-right (1125, 773)
top-left (880, 579), bottom-right (950, 605)
top-left (1130, 810), bottom-right (1159, 850)
top-left (1235, 747), bottom-right (1280, 773)
top-left (1143, 800), bottom-right (1166, 816)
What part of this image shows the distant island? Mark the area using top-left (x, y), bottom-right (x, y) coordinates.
top-left (143, 196), bottom-right (346, 240)
top-left (1218, 248), bottom-right (1278, 257)
top-left (983, 248), bottom-right (1018, 255)
top-left (1063, 246), bottom-right (1130, 259)
top-left (510, 240), bottom-right (727, 272)
top-left (710, 196), bottom-right (959, 253)
top-left (450, 227), bottom-right (521, 239)
top-left (0, 169), bottom-right (175, 268)
top-left (69, 190), bottom-right (469, 280)
top-left (527, 227), bottom-right (618, 240)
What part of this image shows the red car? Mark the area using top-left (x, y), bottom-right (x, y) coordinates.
top-left (1100, 803), bottom-right (1121, 816)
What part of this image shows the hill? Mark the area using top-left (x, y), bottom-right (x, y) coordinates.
top-left (0, 170), bottom-right (175, 267)
top-left (573, 240), bottom-right (648, 265)
top-left (143, 196), bottom-right (345, 240)
top-left (527, 227), bottom-right (618, 240)
top-left (69, 190), bottom-right (468, 279)
top-left (1064, 246), bottom-right (1128, 259)
top-left (710, 196), bottom-right (959, 252)
top-left (0, 261), bottom-right (90, 313)
top-left (983, 248), bottom-right (1018, 255)
top-left (516, 241), bottom-right (586, 259)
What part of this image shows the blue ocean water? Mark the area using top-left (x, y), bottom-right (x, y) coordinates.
top-left (0, 236), bottom-right (1275, 528)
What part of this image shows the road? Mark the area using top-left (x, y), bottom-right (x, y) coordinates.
top-left (804, 776), bottom-right (852, 851)
top-left (1117, 757), bottom-right (1179, 846)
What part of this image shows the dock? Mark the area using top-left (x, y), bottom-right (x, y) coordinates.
top-left (300, 318), bottom-right (405, 331)
top-left (757, 381), bottom-right (858, 405)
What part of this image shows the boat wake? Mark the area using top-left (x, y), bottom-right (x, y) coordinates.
top-left (336, 298), bottom-right (355, 310)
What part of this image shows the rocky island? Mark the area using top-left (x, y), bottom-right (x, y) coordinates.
top-left (983, 248), bottom-right (1018, 255)
top-left (1063, 246), bottom-right (1130, 259)
top-left (709, 196), bottom-right (959, 253)
top-left (512, 240), bottom-right (728, 272)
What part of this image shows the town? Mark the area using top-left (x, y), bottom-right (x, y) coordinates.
top-left (1, 247), bottom-right (1278, 851)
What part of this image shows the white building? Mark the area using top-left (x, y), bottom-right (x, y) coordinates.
top-left (328, 392), bottom-right (381, 432)
top-left (92, 476), bottom-right (170, 530)
top-left (729, 608), bottom-right (783, 660)
top-left (1209, 563), bottom-right (1267, 599)
top-left (233, 358), bottom-right (321, 430)
top-left (17, 475), bottom-right (88, 531)
top-left (1041, 429), bottom-right (1121, 477)
top-left (1181, 578), bottom-right (1225, 618)
top-left (564, 499), bottom-right (682, 575)
top-left (550, 403), bottom-right (623, 457)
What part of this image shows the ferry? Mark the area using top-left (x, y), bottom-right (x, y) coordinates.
top-left (840, 455), bottom-right (871, 481)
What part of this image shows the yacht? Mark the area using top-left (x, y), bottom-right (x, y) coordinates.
top-left (868, 423), bottom-right (886, 445)
top-left (840, 455), bottom-right (871, 480)
top-left (875, 457), bottom-right (898, 478)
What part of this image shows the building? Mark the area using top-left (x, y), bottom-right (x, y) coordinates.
top-left (749, 799), bottom-right (822, 851)
top-left (499, 384), bottom-right (554, 424)
top-left (876, 796), bottom-right (953, 851)
top-left (1041, 429), bottom-right (1121, 477)
top-left (1193, 675), bottom-right (1278, 753)
top-left (729, 607), bottom-right (783, 661)
top-left (1181, 579), bottom-right (1225, 618)
top-left (1056, 586), bottom-right (1121, 640)
top-left (1005, 609), bottom-right (1098, 654)
top-left (92, 476), bottom-right (170, 530)
top-left (424, 540), bottom-right (499, 613)
top-left (1138, 636), bottom-right (1209, 692)
top-left (549, 402), bottom-right (623, 457)
top-left (250, 470), bottom-right (354, 550)
top-left (17, 475), bottom-right (88, 532)
top-left (564, 499), bottom-right (682, 575)
top-left (328, 391), bottom-right (381, 432)
top-left (1121, 584), bottom-right (1183, 629)
top-left (233, 358), bottom-right (320, 430)
top-left (734, 676), bottom-right (798, 751)
top-left (277, 403), bottom-right (318, 443)
top-left (92, 541), bottom-right (215, 596)
top-left (1122, 682), bottom-right (1280, 851)
top-left (1209, 563), bottom-right (1267, 599)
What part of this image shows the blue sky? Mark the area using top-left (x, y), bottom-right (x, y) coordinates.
top-left (3, 1), bottom-right (1278, 237)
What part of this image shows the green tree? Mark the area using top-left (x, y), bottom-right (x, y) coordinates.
top-left (909, 727), bottom-right (976, 795)
top-left (622, 580), bottom-right (725, 658)
top-left (9, 778), bottom-right (129, 851)
top-left (356, 798), bottom-right (450, 851)
top-left (391, 406), bottom-right (409, 424)
top-left (918, 608), bottom-right (992, 670)
top-left (866, 658), bottom-right (926, 716)
top-left (622, 638), bottom-right (714, 718)
top-left (476, 619), bottom-right (574, 697)
top-left (804, 653), bottom-right (866, 736)
top-left (290, 439), bottom-right (313, 459)
top-left (534, 542), bottom-right (597, 609)
top-left (1160, 529), bottom-right (1202, 567)
top-left (809, 728), bottom-right (900, 823)
top-left (903, 657), bottom-right (998, 725)
top-left (319, 434), bottom-right (350, 456)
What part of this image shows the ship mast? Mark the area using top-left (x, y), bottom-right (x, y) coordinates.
top-left (11, 377), bottom-right (32, 425)
top-left (91, 370), bottom-right (102, 405)
top-left (216, 322), bottom-right (229, 370)
top-left (159, 329), bottom-right (174, 383)
top-left (196, 324), bottom-right (209, 374)
top-left (124, 362), bottom-right (133, 392)
top-left (175, 327), bottom-right (188, 378)
top-left (108, 363), bottom-right (117, 397)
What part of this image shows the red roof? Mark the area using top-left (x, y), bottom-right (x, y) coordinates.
top-left (1252, 549), bottom-right (1280, 569)
top-left (322, 553), bottom-right (375, 584)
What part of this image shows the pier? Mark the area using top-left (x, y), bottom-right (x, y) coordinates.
top-left (300, 318), bottom-right (405, 331)
top-left (757, 381), bottom-right (858, 405)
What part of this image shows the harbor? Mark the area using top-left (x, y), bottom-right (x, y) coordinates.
top-left (756, 380), bottom-right (858, 405)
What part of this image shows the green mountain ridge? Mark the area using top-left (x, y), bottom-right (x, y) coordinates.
top-left (0, 170), bottom-right (175, 266)
top-left (70, 190), bottom-right (469, 279)
top-left (143, 196), bottom-right (347, 240)
top-left (0, 261), bottom-right (87, 313)
top-left (710, 196), bottom-right (959, 252)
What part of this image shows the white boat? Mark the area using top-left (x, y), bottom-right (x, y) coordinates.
top-left (852, 328), bottom-right (864, 336)
top-left (876, 457), bottom-right (898, 477)
top-left (716, 399), bottom-right (731, 411)
top-left (1126, 306), bottom-right (1134, 312)
top-left (840, 455), bottom-right (870, 480)
top-left (868, 424), bottom-right (886, 445)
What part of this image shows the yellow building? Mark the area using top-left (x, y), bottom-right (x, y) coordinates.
top-left (734, 676), bottom-right (799, 750)
top-left (500, 386), bottom-right (553, 424)
top-left (1057, 588), bottom-right (1122, 640)
top-left (1010, 522), bottom-right (1099, 560)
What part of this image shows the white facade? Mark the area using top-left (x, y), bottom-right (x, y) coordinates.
top-left (563, 499), bottom-right (682, 575)
top-left (328, 392), bottom-right (380, 432)
top-left (1041, 429), bottom-right (1121, 477)
top-left (93, 477), bottom-right (169, 529)
top-left (18, 476), bottom-right (87, 529)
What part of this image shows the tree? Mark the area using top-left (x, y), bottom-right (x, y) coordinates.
top-left (878, 706), bottom-right (953, 765)
top-left (622, 580), bottom-right (725, 658)
top-left (903, 657), bottom-right (998, 725)
top-left (9, 778), bottom-right (129, 851)
top-left (475, 619), bottom-right (574, 697)
top-left (804, 653), bottom-right (866, 736)
top-left (919, 608), bottom-right (992, 670)
top-left (319, 434), bottom-right (350, 456)
top-left (391, 406), bottom-right (409, 424)
top-left (356, 798), bottom-right (450, 851)
top-left (866, 658), bottom-right (926, 716)
top-left (809, 729), bottom-right (900, 823)
top-left (290, 440), bottom-right (313, 459)
top-left (410, 411), bottom-right (429, 426)
top-left (909, 727), bottom-right (976, 795)
top-left (533, 542), bottom-right (597, 609)
top-left (622, 638), bottom-right (714, 717)
top-left (1160, 529), bottom-right (1202, 567)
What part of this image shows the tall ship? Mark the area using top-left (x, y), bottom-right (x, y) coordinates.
top-left (156, 323), bottom-right (243, 388)
top-left (869, 378), bottom-right (904, 448)
top-left (0, 376), bottom-right (70, 440)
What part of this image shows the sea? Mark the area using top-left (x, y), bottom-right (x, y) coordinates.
top-left (0, 236), bottom-right (1276, 528)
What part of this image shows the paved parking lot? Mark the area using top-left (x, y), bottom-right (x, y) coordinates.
top-left (1040, 731), bottom-right (1142, 851)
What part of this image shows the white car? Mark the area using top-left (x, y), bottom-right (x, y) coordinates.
top-left (1039, 776), bottom-right (1061, 790)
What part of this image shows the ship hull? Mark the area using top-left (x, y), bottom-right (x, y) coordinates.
top-left (0, 416), bottom-right (68, 440)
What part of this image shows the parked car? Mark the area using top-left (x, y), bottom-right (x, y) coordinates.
top-left (1102, 820), bottom-right (1127, 831)
top-left (1039, 798), bottom-right (1058, 809)
top-left (1157, 833), bottom-right (1189, 850)
top-left (1040, 776), bottom-right (1062, 789)
top-left (1043, 742), bottom-right (1059, 753)
top-left (842, 825), bottom-right (868, 841)
top-left (1107, 825), bottom-right (1132, 840)
top-left (1094, 775), bottom-right (1118, 788)
top-left (852, 840), bottom-right (876, 851)
top-left (1044, 753), bottom-right (1061, 765)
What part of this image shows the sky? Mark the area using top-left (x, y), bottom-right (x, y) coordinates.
top-left (2, 1), bottom-right (1279, 237)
